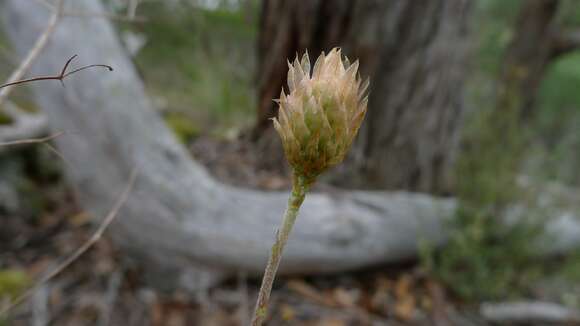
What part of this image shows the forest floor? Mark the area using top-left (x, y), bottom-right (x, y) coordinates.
top-left (0, 138), bottom-right (494, 326)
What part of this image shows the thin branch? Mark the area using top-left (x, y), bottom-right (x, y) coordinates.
top-left (0, 1), bottom-right (116, 105)
top-left (0, 55), bottom-right (113, 90)
top-left (551, 28), bottom-right (580, 59)
top-left (0, 130), bottom-right (64, 147)
top-left (0, 0), bottom-right (65, 107)
top-left (0, 55), bottom-right (110, 156)
top-left (0, 169), bottom-right (138, 317)
top-left (0, 103), bottom-right (69, 165)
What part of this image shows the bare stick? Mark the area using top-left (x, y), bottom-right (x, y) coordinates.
top-left (0, 55), bottom-right (113, 90)
top-left (0, 130), bottom-right (70, 166)
top-left (0, 0), bottom-right (65, 107)
top-left (0, 130), bottom-right (64, 147)
top-left (0, 55), bottom-right (111, 154)
top-left (0, 169), bottom-right (138, 317)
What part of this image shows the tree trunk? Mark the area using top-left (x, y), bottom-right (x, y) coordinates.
top-left (500, 0), bottom-right (561, 119)
top-left (256, 0), bottom-right (472, 194)
top-left (498, 0), bottom-right (580, 120)
top-left (3, 0), bottom-right (580, 293)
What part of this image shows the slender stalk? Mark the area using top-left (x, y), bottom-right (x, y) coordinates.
top-left (251, 173), bottom-right (311, 326)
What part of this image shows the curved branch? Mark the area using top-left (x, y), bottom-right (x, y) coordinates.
top-left (0, 55), bottom-right (113, 90)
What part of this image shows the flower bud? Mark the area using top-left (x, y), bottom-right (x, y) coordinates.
top-left (273, 48), bottom-right (369, 179)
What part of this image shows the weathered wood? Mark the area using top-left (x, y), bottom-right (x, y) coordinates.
top-left (256, 0), bottom-right (472, 194)
top-left (481, 301), bottom-right (580, 324)
top-left (2, 0), bottom-right (580, 291)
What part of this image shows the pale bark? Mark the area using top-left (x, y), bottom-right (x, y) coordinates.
top-left (481, 301), bottom-right (580, 324)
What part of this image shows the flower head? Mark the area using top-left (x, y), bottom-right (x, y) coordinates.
top-left (273, 48), bottom-right (369, 180)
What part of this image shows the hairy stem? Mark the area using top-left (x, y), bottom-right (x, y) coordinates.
top-left (251, 173), bottom-right (311, 326)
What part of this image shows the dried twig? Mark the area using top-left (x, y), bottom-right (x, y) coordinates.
top-left (0, 169), bottom-right (138, 317)
top-left (0, 130), bottom-right (69, 165)
top-left (0, 0), bottom-right (116, 105)
top-left (0, 54), bottom-right (113, 90)
top-left (0, 0), bottom-right (65, 107)
top-left (0, 54), bottom-right (111, 153)
top-left (0, 130), bottom-right (64, 147)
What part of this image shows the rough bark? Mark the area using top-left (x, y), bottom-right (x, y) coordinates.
top-left (256, 0), bottom-right (471, 194)
top-left (498, 0), bottom-right (580, 120)
top-left (3, 0), bottom-right (580, 292)
top-left (500, 0), bottom-right (561, 119)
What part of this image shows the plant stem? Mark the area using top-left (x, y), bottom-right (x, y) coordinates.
top-left (251, 173), bottom-right (310, 326)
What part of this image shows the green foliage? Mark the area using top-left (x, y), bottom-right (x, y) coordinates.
top-left (0, 270), bottom-right (29, 325)
top-left (533, 53), bottom-right (580, 184)
top-left (0, 269), bottom-right (29, 300)
top-left (423, 105), bottom-right (543, 300)
top-left (125, 2), bottom-right (257, 136)
top-left (423, 0), bottom-right (580, 301)
top-left (471, 0), bottom-right (580, 188)
top-left (424, 17), bottom-right (537, 297)
top-left (0, 146), bottom-right (63, 218)
top-left (0, 111), bottom-right (12, 125)
top-left (557, 0), bottom-right (580, 26)
top-left (164, 112), bottom-right (200, 144)
top-left (474, 0), bottom-right (521, 75)
top-left (560, 252), bottom-right (580, 282)
top-left (423, 208), bottom-right (543, 300)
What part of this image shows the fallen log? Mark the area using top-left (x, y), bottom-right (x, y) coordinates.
top-left (481, 301), bottom-right (580, 324)
top-left (2, 0), bottom-right (580, 291)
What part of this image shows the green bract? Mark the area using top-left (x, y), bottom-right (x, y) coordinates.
top-left (273, 48), bottom-right (369, 179)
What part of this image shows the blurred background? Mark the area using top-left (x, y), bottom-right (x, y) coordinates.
top-left (1, 0), bottom-right (580, 325)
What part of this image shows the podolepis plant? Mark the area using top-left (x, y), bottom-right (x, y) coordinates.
top-left (251, 48), bottom-right (368, 326)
